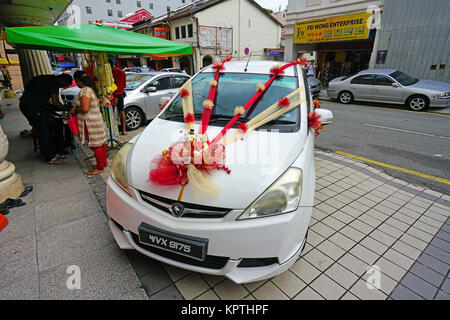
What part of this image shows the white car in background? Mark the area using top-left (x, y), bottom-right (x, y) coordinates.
top-left (60, 72), bottom-right (190, 131)
top-left (327, 69), bottom-right (450, 111)
top-left (105, 61), bottom-right (334, 283)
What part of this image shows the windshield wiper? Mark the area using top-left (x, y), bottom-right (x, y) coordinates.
top-left (208, 114), bottom-right (247, 123)
top-left (262, 119), bottom-right (297, 126)
top-left (161, 114), bottom-right (186, 120)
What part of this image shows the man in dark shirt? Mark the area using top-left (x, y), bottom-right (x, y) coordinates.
top-left (19, 73), bottom-right (72, 164)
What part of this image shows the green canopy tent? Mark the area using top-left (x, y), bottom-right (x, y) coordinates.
top-left (3, 24), bottom-right (192, 56)
top-left (3, 24), bottom-right (192, 150)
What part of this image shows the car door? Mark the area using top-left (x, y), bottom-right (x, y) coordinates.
top-left (143, 76), bottom-right (174, 119)
top-left (373, 75), bottom-right (404, 103)
top-left (349, 74), bottom-right (375, 101)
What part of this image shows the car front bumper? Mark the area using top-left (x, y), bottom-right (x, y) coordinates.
top-left (429, 97), bottom-right (450, 108)
top-left (327, 89), bottom-right (338, 99)
top-left (106, 177), bottom-right (311, 284)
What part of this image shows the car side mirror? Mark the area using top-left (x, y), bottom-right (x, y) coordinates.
top-left (315, 108), bottom-right (333, 125)
top-left (392, 83), bottom-right (400, 88)
top-left (143, 86), bottom-right (157, 93)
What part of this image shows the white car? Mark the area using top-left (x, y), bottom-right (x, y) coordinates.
top-left (106, 61), bottom-right (333, 283)
top-left (60, 72), bottom-right (191, 131)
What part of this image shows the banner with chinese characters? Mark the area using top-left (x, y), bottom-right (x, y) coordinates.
top-left (294, 12), bottom-right (371, 44)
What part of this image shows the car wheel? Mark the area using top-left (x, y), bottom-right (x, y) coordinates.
top-left (125, 106), bottom-right (144, 131)
top-left (338, 91), bottom-right (353, 104)
top-left (407, 95), bottom-right (429, 111)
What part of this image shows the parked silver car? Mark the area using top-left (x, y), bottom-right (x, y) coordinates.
top-left (123, 72), bottom-right (190, 130)
top-left (60, 72), bottom-right (190, 131)
top-left (327, 69), bottom-right (450, 111)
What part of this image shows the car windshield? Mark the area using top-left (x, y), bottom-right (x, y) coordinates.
top-left (160, 72), bottom-right (300, 130)
top-left (125, 74), bottom-right (153, 90)
top-left (390, 70), bottom-right (419, 86)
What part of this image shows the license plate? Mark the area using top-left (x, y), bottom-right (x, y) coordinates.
top-left (138, 223), bottom-right (208, 261)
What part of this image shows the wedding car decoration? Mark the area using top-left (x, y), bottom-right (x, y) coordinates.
top-left (149, 56), bottom-right (322, 201)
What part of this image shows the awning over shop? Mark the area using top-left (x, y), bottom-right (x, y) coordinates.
top-left (3, 24), bottom-right (192, 56)
top-left (0, 58), bottom-right (19, 66)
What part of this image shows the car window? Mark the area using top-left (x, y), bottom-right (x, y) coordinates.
top-left (351, 74), bottom-right (374, 85)
top-left (171, 76), bottom-right (189, 88)
top-left (161, 73), bottom-right (300, 131)
top-left (375, 75), bottom-right (394, 86)
top-left (390, 70), bottom-right (419, 86)
top-left (125, 74), bottom-right (153, 90)
top-left (149, 77), bottom-right (171, 91)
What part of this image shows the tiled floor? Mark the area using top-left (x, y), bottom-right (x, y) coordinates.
top-left (83, 120), bottom-right (450, 300)
top-left (150, 150), bottom-right (449, 300)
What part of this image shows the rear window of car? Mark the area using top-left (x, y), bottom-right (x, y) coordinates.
top-left (160, 72), bottom-right (300, 131)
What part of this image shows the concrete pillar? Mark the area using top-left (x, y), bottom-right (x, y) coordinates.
top-left (0, 125), bottom-right (24, 202)
top-left (368, 29), bottom-right (380, 69)
top-left (17, 48), bottom-right (52, 88)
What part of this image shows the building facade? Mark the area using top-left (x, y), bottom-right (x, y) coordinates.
top-left (56, 0), bottom-right (190, 26)
top-left (374, 0), bottom-right (449, 82)
top-left (133, 0), bottom-right (282, 74)
top-left (285, 0), bottom-right (384, 85)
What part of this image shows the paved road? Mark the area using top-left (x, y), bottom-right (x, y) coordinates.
top-left (315, 100), bottom-right (450, 194)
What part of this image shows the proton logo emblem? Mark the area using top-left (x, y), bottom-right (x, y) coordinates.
top-left (170, 203), bottom-right (184, 217)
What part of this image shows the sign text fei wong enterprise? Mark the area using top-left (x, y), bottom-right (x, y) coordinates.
top-left (294, 12), bottom-right (371, 44)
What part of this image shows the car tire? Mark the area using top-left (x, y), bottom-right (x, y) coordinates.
top-left (406, 95), bottom-right (429, 111)
top-left (338, 91), bottom-right (353, 104)
top-left (124, 106), bottom-right (144, 131)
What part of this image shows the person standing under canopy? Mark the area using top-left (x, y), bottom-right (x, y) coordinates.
top-left (19, 73), bottom-right (73, 164)
top-left (70, 71), bottom-right (107, 175)
top-left (109, 59), bottom-right (127, 135)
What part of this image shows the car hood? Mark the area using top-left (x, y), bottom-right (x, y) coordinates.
top-left (127, 118), bottom-right (306, 209)
top-left (307, 77), bottom-right (321, 86)
top-left (408, 79), bottom-right (450, 92)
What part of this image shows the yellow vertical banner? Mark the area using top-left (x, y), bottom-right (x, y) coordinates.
top-left (294, 12), bottom-right (372, 44)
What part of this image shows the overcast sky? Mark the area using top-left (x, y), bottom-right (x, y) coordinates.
top-left (254, 0), bottom-right (289, 12)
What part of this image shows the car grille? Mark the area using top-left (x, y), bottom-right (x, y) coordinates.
top-left (139, 190), bottom-right (230, 218)
top-left (130, 232), bottom-right (229, 269)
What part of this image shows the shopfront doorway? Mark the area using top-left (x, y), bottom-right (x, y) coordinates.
top-left (316, 39), bottom-right (374, 86)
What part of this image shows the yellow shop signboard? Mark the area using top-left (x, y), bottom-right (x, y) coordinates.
top-left (294, 12), bottom-right (372, 44)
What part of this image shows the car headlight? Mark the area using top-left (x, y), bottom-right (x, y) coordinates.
top-left (237, 168), bottom-right (303, 220)
top-left (111, 142), bottom-right (134, 196)
top-left (436, 92), bottom-right (449, 99)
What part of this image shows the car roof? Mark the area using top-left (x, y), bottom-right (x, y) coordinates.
top-left (126, 71), bottom-right (189, 77)
top-left (358, 69), bottom-right (398, 75)
top-left (201, 61), bottom-right (297, 76)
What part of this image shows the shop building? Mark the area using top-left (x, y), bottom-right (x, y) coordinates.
top-left (132, 0), bottom-right (282, 74)
top-left (56, 0), bottom-right (188, 26)
top-left (374, 0), bottom-right (449, 82)
top-left (285, 0), bottom-right (384, 85)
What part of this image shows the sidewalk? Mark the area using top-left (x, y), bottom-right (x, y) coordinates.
top-left (1, 98), bottom-right (449, 300)
top-left (0, 99), bottom-right (148, 299)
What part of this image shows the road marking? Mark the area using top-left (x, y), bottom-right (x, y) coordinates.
top-left (336, 151), bottom-right (450, 186)
top-left (364, 124), bottom-right (450, 140)
top-left (327, 102), bottom-right (450, 117)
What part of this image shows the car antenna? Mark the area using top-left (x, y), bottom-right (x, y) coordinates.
top-left (244, 53), bottom-right (251, 72)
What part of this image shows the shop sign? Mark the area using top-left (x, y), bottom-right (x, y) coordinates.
top-left (376, 50), bottom-right (388, 64)
top-left (154, 27), bottom-right (169, 40)
top-left (294, 12), bottom-right (371, 44)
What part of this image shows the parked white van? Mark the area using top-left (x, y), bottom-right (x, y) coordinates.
top-left (106, 60), bottom-right (333, 283)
